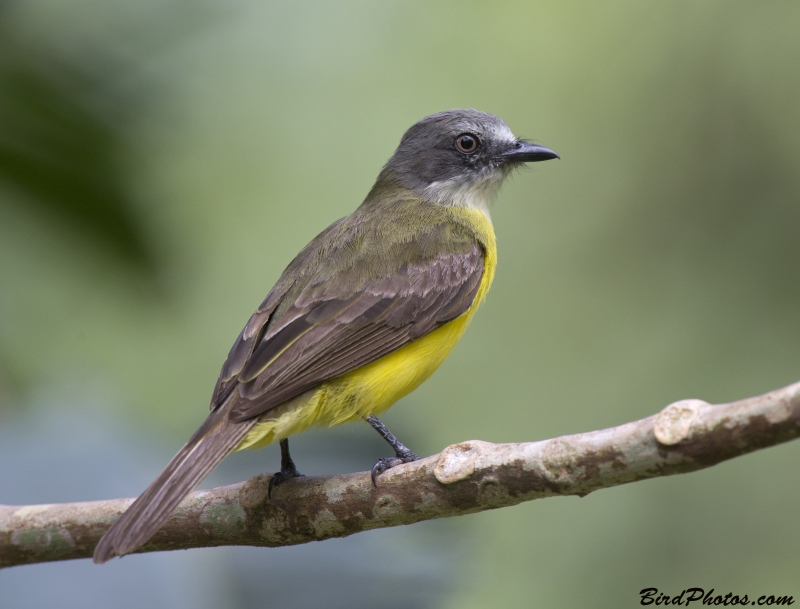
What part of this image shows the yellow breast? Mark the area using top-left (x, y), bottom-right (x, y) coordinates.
top-left (236, 207), bottom-right (496, 451)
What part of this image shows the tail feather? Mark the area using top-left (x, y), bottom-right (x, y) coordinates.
top-left (93, 402), bottom-right (258, 563)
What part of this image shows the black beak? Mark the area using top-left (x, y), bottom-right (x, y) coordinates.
top-left (497, 140), bottom-right (560, 163)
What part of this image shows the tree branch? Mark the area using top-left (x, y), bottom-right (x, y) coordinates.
top-left (2, 380), bottom-right (799, 569)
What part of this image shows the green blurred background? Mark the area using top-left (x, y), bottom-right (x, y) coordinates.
top-left (1, 1), bottom-right (799, 607)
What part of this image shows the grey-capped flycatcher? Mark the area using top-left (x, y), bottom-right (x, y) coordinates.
top-left (94, 109), bottom-right (558, 563)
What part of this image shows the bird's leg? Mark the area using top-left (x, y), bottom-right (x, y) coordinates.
top-left (366, 414), bottom-right (419, 486)
top-left (268, 438), bottom-right (305, 498)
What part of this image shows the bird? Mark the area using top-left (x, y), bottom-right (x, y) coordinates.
top-left (93, 108), bottom-right (558, 563)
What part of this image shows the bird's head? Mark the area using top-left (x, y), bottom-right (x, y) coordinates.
top-left (371, 109), bottom-right (558, 215)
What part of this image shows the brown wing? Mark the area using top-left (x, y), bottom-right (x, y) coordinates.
top-left (209, 200), bottom-right (491, 421)
top-left (225, 243), bottom-right (484, 422)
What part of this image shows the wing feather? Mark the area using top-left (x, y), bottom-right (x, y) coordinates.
top-left (228, 244), bottom-right (484, 422)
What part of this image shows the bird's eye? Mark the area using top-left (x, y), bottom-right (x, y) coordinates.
top-left (455, 133), bottom-right (479, 154)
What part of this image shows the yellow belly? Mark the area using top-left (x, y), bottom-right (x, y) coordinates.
top-left (236, 207), bottom-right (496, 451)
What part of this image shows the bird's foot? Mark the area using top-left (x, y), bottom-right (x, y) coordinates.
top-left (268, 464), bottom-right (305, 498)
top-left (366, 414), bottom-right (420, 486)
top-left (268, 438), bottom-right (305, 498)
top-left (371, 448), bottom-right (419, 486)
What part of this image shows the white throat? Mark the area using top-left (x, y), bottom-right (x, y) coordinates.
top-left (421, 169), bottom-right (508, 221)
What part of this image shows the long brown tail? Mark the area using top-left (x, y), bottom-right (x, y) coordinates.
top-left (93, 400), bottom-right (258, 563)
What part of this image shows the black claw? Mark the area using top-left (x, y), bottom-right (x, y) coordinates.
top-left (370, 453), bottom-right (418, 487)
top-left (268, 468), bottom-right (304, 499)
top-left (371, 457), bottom-right (401, 486)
